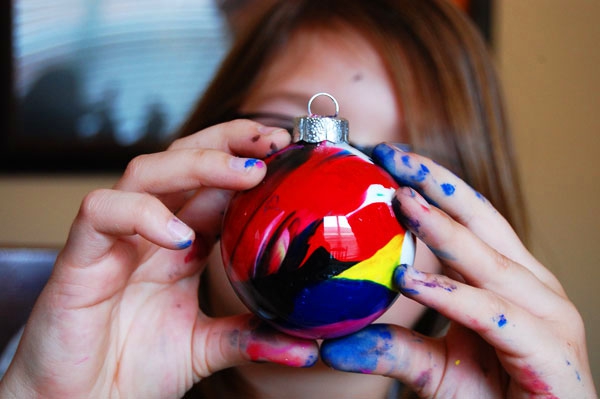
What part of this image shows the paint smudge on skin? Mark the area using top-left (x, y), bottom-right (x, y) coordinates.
top-left (428, 246), bottom-right (456, 261)
top-left (244, 158), bottom-right (264, 168)
top-left (466, 316), bottom-right (490, 334)
top-left (394, 263), bottom-right (456, 293)
top-left (370, 144), bottom-right (431, 183)
top-left (441, 183), bottom-right (455, 196)
top-left (494, 314), bottom-right (507, 328)
top-left (519, 366), bottom-right (559, 399)
top-left (401, 154), bottom-right (411, 168)
top-left (176, 239), bottom-right (193, 250)
top-left (409, 331), bottom-right (424, 343)
top-left (371, 143), bottom-right (401, 176)
top-left (232, 326), bottom-right (318, 368)
top-left (405, 187), bottom-right (431, 212)
top-left (413, 276), bottom-right (457, 292)
top-left (371, 143), bottom-right (440, 207)
top-left (567, 360), bottom-right (583, 382)
top-left (393, 264), bottom-right (420, 295)
top-left (321, 325), bottom-right (396, 374)
top-left (410, 164), bottom-right (430, 182)
top-left (415, 368), bottom-right (432, 389)
top-left (392, 197), bottom-right (423, 236)
top-left (245, 341), bottom-right (317, 367)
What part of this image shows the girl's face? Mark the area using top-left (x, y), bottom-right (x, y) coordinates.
top-left (205, 25), bottom-right (442, 342)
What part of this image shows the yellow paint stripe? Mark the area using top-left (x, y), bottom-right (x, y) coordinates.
top-left (333, 234), bottom-right (404, 289)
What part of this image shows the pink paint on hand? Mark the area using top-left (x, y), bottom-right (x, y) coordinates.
top-left (519, 366), bottom-right (559, 399)
top-left (245, 340), bottom-right (317, 368)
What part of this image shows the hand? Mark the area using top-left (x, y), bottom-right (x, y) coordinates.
top-left (0, 120), bottom-right (318, 399)
top-left (321, 143), bottom-right (597, 398)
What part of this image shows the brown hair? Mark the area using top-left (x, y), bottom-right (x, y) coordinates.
top-left (179, 0), bottom-right (528, 240)
top-left (181, 2), bottom-right (528, 396)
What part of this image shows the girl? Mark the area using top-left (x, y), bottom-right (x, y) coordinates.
top-left (1, 1), bottom-right (595, 397)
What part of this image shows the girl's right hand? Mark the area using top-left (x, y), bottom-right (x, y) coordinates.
top-left (0, 120), bottom-right (318, 399)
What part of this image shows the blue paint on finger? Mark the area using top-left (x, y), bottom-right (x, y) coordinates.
top-left (391, 197), bottom-right (423, 236)
top-left (177, 239), bottom-right (193, 249)
top-left (393, 264), bottom-right (420, 294)
top-left (428, 246), bottom-right (457, 261)
top-left (495, 314), bottom-right (507, 328)
top-left (372, 144), bottom-right (401, 176)
top-left (410, 164), bottom-right (430, 183)
top-left (321, 325), bottom-right (395, 374)
top-left (244, 158), bottom-right (263, 168)
top-left (372, 144), bottom-right (429, 184)
top-left (372, 144), bottom-right (441, 208)
top-left (441, 183), bottom-right (455, 196)
top-left (401, 154), bottom-right (412, 168)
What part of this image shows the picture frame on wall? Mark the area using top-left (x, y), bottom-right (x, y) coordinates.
top-left (0, 0), bottom-right (493, 173)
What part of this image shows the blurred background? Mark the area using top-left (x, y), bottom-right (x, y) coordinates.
top-left (0, 0), bottom-right (598, 386)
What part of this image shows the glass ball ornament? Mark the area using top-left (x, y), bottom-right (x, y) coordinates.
top-left (220, 93), bottom-right (415, 339)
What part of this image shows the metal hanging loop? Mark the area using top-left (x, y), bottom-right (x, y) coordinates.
top-left (307, 92), bottom-right (340, 118)
top-left (293, 92), bottom-right (348, 144)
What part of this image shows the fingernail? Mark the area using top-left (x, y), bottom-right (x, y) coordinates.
top-left (371, 143), bottom-right (396, 162)
top-left (393, 143), bottom-right (412, 152)
top-left (402, 187), bottom-right (430, 209)
top-left (393, 264), bottom-right (422, 294)
top-left (230, 157), bottom-right (265, 170)
top-left (392, 195), bottom-right (424, 237)
top-left (167, 217), bottom-right (194, 247)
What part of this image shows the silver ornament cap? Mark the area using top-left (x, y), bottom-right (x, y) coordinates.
top-left (293, 92), bottom-right (349, 144)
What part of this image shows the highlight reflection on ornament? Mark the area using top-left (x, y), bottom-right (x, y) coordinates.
top-left (221, 93), bottom-right (415, 339)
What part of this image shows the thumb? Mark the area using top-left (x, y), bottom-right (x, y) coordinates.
top-left (320, 324), bottom-right (445, 397)
top-left (193, 314), bottom-right (319, 378)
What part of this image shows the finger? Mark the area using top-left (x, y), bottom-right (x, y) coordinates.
top-left (115, 148), bottom-right (268, 195)
top-left (393, 186), bottom-right (565, 299)
top-left (115, 120), bottom-right (289, 211)
top-left (393, 264), bottom-right (590, 398)
top-left (64, 189), bottom-right (195, 266)
top-left (371, 143), bottom-right (535, 267)
top-left (321, 324), bottom-right (447, 398)
top-left (193, 314), bottom-right (319, 379)
top-left (169, 119), bottom-right (291, 158)
top-left (394, 264), bottom-right (559, 357)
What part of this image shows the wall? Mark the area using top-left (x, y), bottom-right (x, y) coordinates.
top-left (0, 0), bottom-right (598, 386)
top-left (0, 175), bottom-right (117, 245)
top-left (496, 0), bottom-right (600, 385)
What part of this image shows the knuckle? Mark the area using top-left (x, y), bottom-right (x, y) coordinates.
top-left (134, 193), bottom-right (162, 219)
top-left (122, 154), bottom-right (150, 183)
top-left (79, 189), bottom-right (111, 219)
top-left (492, 249), bottom-right (512, 271)
top-left (167, 136), bottom-right (185, 150)
top-left (226, 118), bottom-right (259, 130)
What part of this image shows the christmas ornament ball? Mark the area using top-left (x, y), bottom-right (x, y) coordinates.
top-left (220, 93), bottom-right (415, 339)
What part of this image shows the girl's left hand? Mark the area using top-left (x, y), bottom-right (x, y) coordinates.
top-left (321, 143), bottom-right (597, 398)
